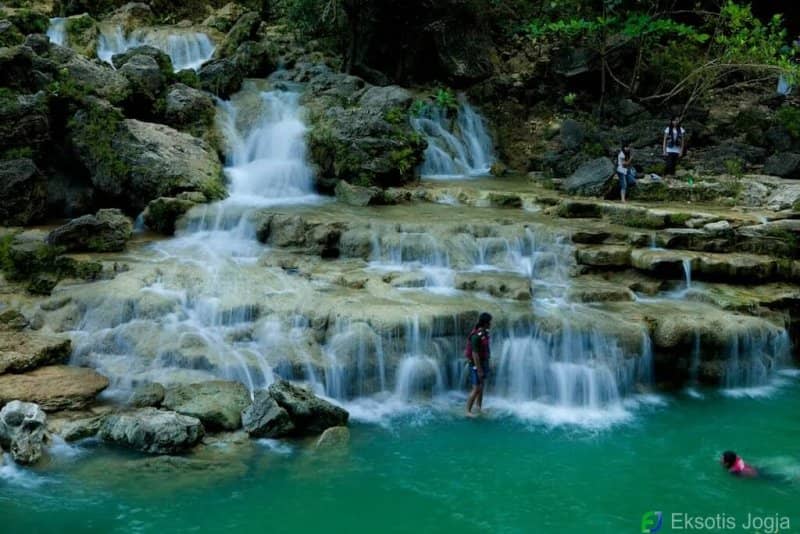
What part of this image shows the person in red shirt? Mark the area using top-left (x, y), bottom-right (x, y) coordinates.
top-left (721, 450), bottom-right (758, 477)
top-left (465, 312), bottom-right (492, 417)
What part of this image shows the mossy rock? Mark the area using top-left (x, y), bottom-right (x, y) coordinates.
top-left (6, 9), bottom-right (48, 35)
top-left (69, 97), bottom-right (225, 212)
top-left (65, 13), bottom-right (99, 57)
top-left (0, 20), bottom-right (24, 47)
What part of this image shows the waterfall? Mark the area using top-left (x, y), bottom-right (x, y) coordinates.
top-left (682, 258), bottom-right (692, 289)
top-left (217, 87), bottom-right (320, 205)
top-left (410, 96), bottom-right (494, 178)
top-left (97, 26), bottom-right (215, 71)
top-left (722, 329), bottom-right (792, 391)
top-left (47, 18), bottom-right (68, 46)
top-left (97, 26), bottom-right (143, 64)
top-left (68, 80), bottom-right (321, 394)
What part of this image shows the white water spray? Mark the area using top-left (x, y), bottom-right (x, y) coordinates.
top-left (46, 18), bottom-right (67, 46)
top-left (410, 96), bottom-right (494, 178)
top-left (97, 26), bottom-right (215, 71)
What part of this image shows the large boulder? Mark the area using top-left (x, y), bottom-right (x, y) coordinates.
top-left (315, 425), bottom-right (350, 451)
top-left (197, 56), bottom-right (243, 98)
top-left (0, 365), bottom-right (109, 411)
top-left (99, 407), bottom-right (204, 454)
top-left (764, 152), bottom-right (800, 179)
top-left (118, 53), bottom-right (166, 106)
top-left (0, 20), bottom-right (24, 48)
top-left (128, 382), bottom-right (165, 408)
top-left (0, 331), bottom-right (71, 375)
top-left (0, 90), bottom-right (50, 152)
top-left (64, 13), bottom-right (99, 57)
top-left (240, 389), bottom-right (294, 438)
top-left (306, 81), bottom-right (425, 188)
top-left (142, 195), bottom-right (202, 235)
top-left (105, 2), bottom-right (154, 33)
top-left (0, 45), bottom-right (37, 91)
top-left (214, 11), bottom-right (261, 58)
top-left (203, 3), bottom-right (246, 33)
top-left (0, 159), bottom-right (47, 226)
top-left (267, 379), bottom-right (348, 436)
top-left (0, 401), bottom-right (47, 465)
top-left (562, 157), bottom-right (615, 196)
top-left (59, 52), bottom-right (131, 105)
top-left (111, 45), bottom-right (172, 73)
top-left (47, 208), bottom-right (133, 252)
top-left (162, 380), bottom-right (250, 430)
top-left (164, 83), bottom-right (215, 130)
top-left (559, 119), bottom-right (585, 151)
top-left (68, 98), bottom-right (225, 211)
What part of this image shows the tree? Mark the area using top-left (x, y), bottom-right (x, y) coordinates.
top-left (526, 1), bottom-right (799, 116)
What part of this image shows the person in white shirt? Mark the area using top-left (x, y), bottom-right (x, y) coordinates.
top-left (662, 116), bottom-right (686, 176)
top-left (617, 142), bottom-right (636, 203)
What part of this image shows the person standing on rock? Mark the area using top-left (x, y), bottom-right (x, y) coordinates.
top-left (617, 141), bottom-right (636, 203)
top-left (465, 312), bottom-right (492, 417)
top-left (662, 116), bottom-right (686, 176)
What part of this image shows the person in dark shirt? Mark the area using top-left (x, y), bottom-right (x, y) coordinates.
top-left (465, 312), bottom-right (492, 417)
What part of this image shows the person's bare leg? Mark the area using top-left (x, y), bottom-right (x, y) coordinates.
top-left (476, 386), bottom-right (484, 413)
top-left (466, 386), bottom-right (480, 417)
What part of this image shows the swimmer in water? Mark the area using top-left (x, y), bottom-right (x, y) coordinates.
top-left (721, 450), bottom-right (758, 477)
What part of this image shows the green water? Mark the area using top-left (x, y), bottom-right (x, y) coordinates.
top-left (3, 382), bottom-right (800, 534)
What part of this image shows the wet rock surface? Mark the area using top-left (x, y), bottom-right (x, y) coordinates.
top-left (0, 400), bottom-right (47, 465)
top-left (0, 366), bottom-right (109, 412)
top-left (268, 380), bottom-right (348, 436)
top-left (99, 407), bottom-right (204, 454)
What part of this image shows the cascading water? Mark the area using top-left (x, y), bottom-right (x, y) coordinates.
top-left (722, 329), bottom-right (792, 392)
top-left (97, 26), bottom-right (215, 71)
top-left (410, 96), bottom-right (494, 178)
top-left (46, 18), bottom-right (67, 46)
top-left (68, 79), bottom-right (322, 395)
top-left (217, 86), bottom-right (320, 205)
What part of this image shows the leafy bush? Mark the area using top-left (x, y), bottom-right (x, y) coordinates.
top-left (724, 158), bottom-right (744, 179)
top-left (433, 88), bottom-right (457, 111)
top-left (776, 106), bottom-right (800, 139)
top-left (7, 8), bottom-right (48, 34)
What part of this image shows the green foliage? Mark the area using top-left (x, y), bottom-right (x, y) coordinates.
top-left (667, 213), bottom-right (693, 227)
top-left (433, 88), bottom-right (458, 111)
top-left (65, 14), bottom-right (96, 37)
top-left (0, 18), bottom-right (24, 47)
top-left (409, 99), bottom-right (426, 117)
top-left (0, 146), bottom-right (34, 160)
top-left (0, 235), bottom-right (14, 274)
top-left (584, 142), bottom-right (605, 158)
top-left (173, 69), bottom-right (200, 89)
top-left (724, 158), bottom-right (744, 179)
top-left (7, 8), bottom-right (48, 34)
top-left (68, 102), bottom-right (128, 180)
top-left (384, 107), bottom-right (407, 125)
top-left (776, 106), bottom-right (800, 139)
top-left (389, 147), bottom-right (416, 177)
top-left (283, 0), bottom-right (344, 36)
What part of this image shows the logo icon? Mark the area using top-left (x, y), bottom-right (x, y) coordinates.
top-left (641, 511), bottom-right (663, 533)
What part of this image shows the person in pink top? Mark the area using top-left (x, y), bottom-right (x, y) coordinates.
top-left (721, 450), bottom-right (758, 477)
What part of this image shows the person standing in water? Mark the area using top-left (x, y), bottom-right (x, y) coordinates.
top-left (465, 312), bottom-right (492, 417)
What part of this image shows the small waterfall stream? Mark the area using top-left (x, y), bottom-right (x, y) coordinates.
top-left (97, 26), bottom-right (215, 71)
top-left (410, 96), bottom-right (494, 178)
top-left (46, 18), bottom-right (67, 46)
